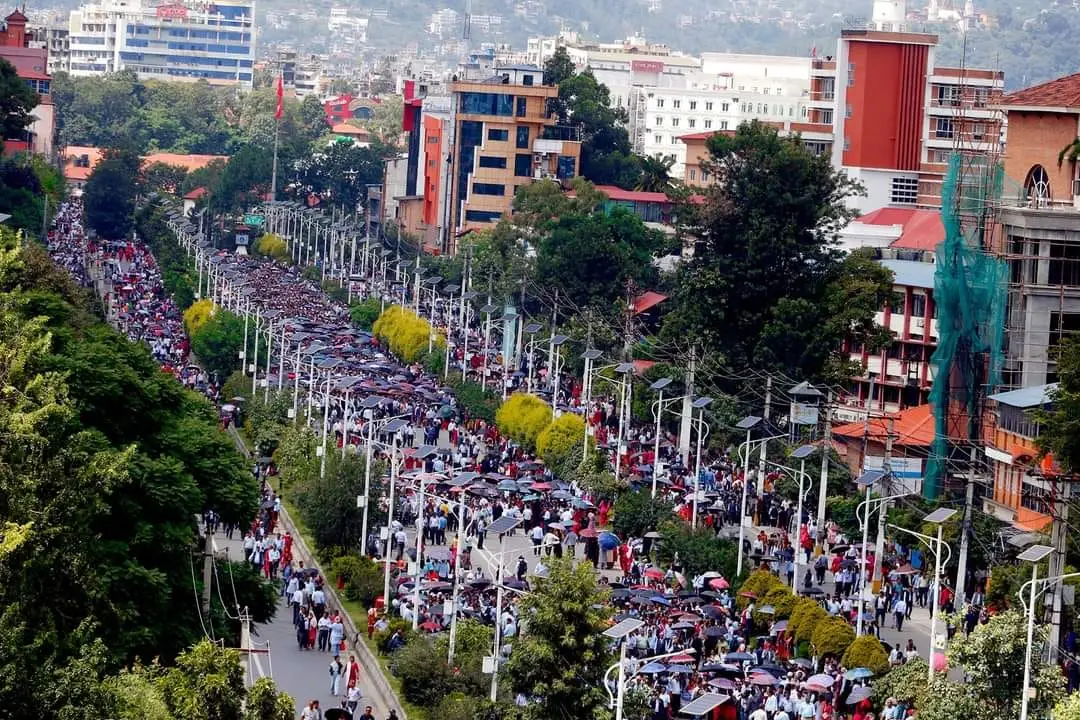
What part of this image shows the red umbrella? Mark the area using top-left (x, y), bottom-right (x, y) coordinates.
top-left (420, 620), bottom-right (440, 632)
top-left (708, 577), bottom-right (730, 590)
top-left (739, 591), bottom-right (757, 599)
top-left (579, 526), bottom-right (599, 539)
top-left (644, 567), bottom-right (665, 580)
top-left (530, 482), bottom-right (553, 491)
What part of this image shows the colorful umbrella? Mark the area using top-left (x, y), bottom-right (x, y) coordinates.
top-left (708, 577), bottom-right (730, 590)
top-left (844, 667), bottom-right (874, 681)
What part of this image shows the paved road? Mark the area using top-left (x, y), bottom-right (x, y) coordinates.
top-left (211, 533), bottom-right (389, 719)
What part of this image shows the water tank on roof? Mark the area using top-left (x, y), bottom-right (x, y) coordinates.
top-left (871, 0), bottom-right (906, 30)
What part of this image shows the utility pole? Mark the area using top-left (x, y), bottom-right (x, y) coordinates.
top-left (547, 289), bottom-right (558, 391)
top-left (756, 376), bottom-right (773, 497)
top-left (816, 391), bottom-right (834, 553)
top-left (679, 347), bottom-right (696, 467)
top-left (871, 417), bottom-right (895, 592)
top-left (954, 445), bottom-right (978, 605)
top-left (201, 532), bottom-right (214, 617)
top-left (1048, 477), bottom-right (1070, 662)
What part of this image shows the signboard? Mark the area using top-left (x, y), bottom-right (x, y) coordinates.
top-left (234, 231), bottom-right (250, 246)
top-left (790, 402), bottom-right (819, 426)
top-left (155, 4), bottom-right (188, 19)
top-left (243, 214), bottom-right (265, 227)
top-left (631, 60), bottom-right (664, 74)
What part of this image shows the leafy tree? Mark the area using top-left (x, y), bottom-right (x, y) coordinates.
top-left (542, 46), bottom-right (577, 85)
top-left (216, 144), bottom-right (273, 215)
top-left (0, 154), bottom-right (65, 236)
top-left (662, 121), bottom-right (885, 384)
top-left (1036, 336), bottom-right (1080, 472)
top-left (255, 232), bottom-right (289, 261)
top-left (495, 393), bottom-right (553, 450)
top-left (657, 519), bottom-right (737, 578)
top-left (183, 298), bottom-right (216, 335)
top-left (84, 148), bottom-right (141, 240)
top-left (299, 93), bottom-right (329, 141)
top-left (142, 161), bottom-right (188, 194)
top-left (536, 413), bottom-right (587, 475)
top-left (366, 94), bottom-right (404, 146)
top-left (810, 616), bottom-right (855, 658)
top-left (611, 489), bottom-right (673, 539)
top-left (0, 58), bottom-right (39, 147)
top-left (243, 677), bottom-right (294, 720)
top-left (291, 141), bottom-right (384, 212)
top-left (349, 297), bottom-right (381, 330)
top-left (291, 451), bottom-right (381, 554)
top-left (503, 557), bottom-right (614, 719)
top-left (544, 59), bottom-right (640, 189)
top-left (872, 656), bottom-right (927, 709)
top-left (635, 154), bottom-right (676, 193)
top-left (1053, 692), bottom-right (1080, 720)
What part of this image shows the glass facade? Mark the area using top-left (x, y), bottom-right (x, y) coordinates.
top-left (473, 183), bottom-right (505, 196)
top-left (460, 92), bottom-right (514, 116)
top-left (515, 126), bottom-right (529, 149)
top-left (465, 210), bottom-right (502, 223)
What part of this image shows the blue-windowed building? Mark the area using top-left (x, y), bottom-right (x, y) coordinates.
top-left (68, 0), bottom-right (255, 87)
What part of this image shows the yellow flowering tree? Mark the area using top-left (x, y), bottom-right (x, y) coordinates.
top-left (496, 393), bottom-right (553, 450)
top-left (256, 233), bottom-right (290, 261)
top-left (183, 298), bottom-right (215, 335)
top-left (372, 306), bottom-right (442, 363)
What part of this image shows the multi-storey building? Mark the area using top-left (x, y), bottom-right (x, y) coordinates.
top-left (1, 9), bottom-right (54, 158)
top-left (27, 23), bottom-right (70, 75)
top-left (66, 0), bottom-right (255, 87)
top-left (992, 72), bottom-right (1080, 390)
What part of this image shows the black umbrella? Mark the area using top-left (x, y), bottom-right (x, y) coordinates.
top-left (325, 710), bottom-right (352, 720)
top-left (704, 626), bottom-right (726, 637)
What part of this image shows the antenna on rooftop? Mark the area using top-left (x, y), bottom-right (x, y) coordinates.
top-left (463, 0), bottom-right (471, 40)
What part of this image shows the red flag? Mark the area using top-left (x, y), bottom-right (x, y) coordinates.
top-left (275, 74), bottom-right (283, 120)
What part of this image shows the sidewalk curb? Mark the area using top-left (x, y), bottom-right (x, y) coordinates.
top-left (278, 504), bottom-right (408, 720)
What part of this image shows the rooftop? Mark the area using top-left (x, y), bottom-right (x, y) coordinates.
top-left (593, 184), bottom-right (706, 205)
top-left (856, 207), bottom-right (944, 252)
top-left (832, 403), bottom-right (935, 447)
top-left (999, 73), bottom-right (1080, 111)
top-left (879, 258), bottom-right (936, 289)
top-left (988, 383), bottom-right (1058, 409)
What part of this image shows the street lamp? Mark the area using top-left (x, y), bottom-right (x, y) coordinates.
top-left (442, 283), bottom-right (460, 379)
top-left (581, 349), bottom-right (604, 457)
top-left (790, 444), bottom-right (816, 591)
top-left (485, 514), bottom-right (524, 702)
top-left (1018, 543), bottom-right (1055, 720)
top-left (603, 617), bottom-right (645, 720)
top-left (690, 396), bottom-right (714, 530)
top-left (613, 362), bottom-right (635, 479)
top-left (523, 322), bottom-right (544, 393)
top-left (446, 470), bottom-right (479, 664)
top-left (735, 415), bottom-right (762, 576)
top-left (479, 303), bottom-right (498, 391)
top-left (648, 377), bottom-right (676, 498)
top-left (380, 417), bottom-right (411, 613)
top-left (922, 506), bottom-right (958, 682)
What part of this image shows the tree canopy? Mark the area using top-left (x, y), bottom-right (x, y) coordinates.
top-left (84, 147), bottom-right (141, 240)
top-left (0, 57), bottom-right (37, 147)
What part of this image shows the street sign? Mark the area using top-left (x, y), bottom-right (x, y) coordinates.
top-left (244, 214), bottom-right (265, 226)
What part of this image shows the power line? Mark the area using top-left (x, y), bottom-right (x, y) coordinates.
top-left (189, 550), bottom-right (214, 641)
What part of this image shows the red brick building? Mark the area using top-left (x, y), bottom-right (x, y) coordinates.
top-left (0, 8), bottom-right (53, 158)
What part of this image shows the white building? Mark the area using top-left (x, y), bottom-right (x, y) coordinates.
top-left (66, 0), bottom-right (255, 87)
top-left (641, 54), bottom-right (812, 178)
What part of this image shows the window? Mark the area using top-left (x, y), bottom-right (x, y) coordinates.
top-left (891, 177), bottom-right (919, 205)
top-left (972, 122), bottom-right (986, 140)
top-left (673, 99), bottom-right (681, 109)
top-left (654, 134), bottom-right (662, 144)
top-left (1048, 243), bottom-right (1080, 287)
top-left (763, 87), bottom-right (771, 95)
top-left (522, 73), bottom-right (534, 86)
top-left (845, 104), bottom-right (852, 118)
top-left (935, 117), bottom-right (955, 139)
top-left (933, 84), bottom-right (960, 107)
top-left (776, 87), bottom-right (782, 95)
top-left (465, 210), bottom-right (502, 223)
top-left (689, 169), bottom-right (697, 181)
top-left (721, 102), bottom-right (729, 112)
top-left (488, 128), bottom-right (509, 141)
top-left (515, 97), bottom-right (527, 117)
top-left (460, 92), bottom-right (514, 116)
top-left (688, 119), bottom-right (696, 128)
top-left (911, 293), bottom-right (927, 318)
top-left (472, 182), bottom-right (505, 195)
top-left (890, 295), bottom-right (906, 315)
top-left (656, 117), bottom-right (663, 126)
top-left (689, 100), bottom-right (697, 110)
top-left (929, 149), bottom-right (950, 164)
top-left (671, 118), bottom-right (679, 127)
top-left (478, 156), bottom-right (507, 169)
top-left (701, 170), bottom-right (710, 182)
top-left (557, 155), bottom-right (576, 179)
top-left (720, 120), bottom-right (729, 130)
top-left (705, 101), bottom-right (713, 111)
top-left (704, 120), bottom-right (712, 129)
top-left (671, 136), bottom-right (679, 144)
top-left (514, 153), bottom-right (532, 177)
top-left (973, 88), bottom-right (990, 108)
top-left (844, 136), bottom-right (851, 151)
top-left (752, 86), bottom-right (758, 93)
top-left (656, 98), bottom-right (665, 108)
top-left (516, 126), bottom-right (530, 149)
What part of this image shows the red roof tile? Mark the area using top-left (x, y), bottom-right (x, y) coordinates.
top-left (678, 130), bottom-right (735, 143)
top-left (632, 291), bottom-right (667, 315)
top-left (856, 207), bottom-right (944, 252)
top-left (1000, 72), bottom-right (1080, 110)
top-left (184, 186), bottom-right (208, 200)
top-left (593, 185), bottom-right (707, 205)
top-left (832, 403), bottom-right (935, 447)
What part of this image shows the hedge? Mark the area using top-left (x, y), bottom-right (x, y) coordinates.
top-left (840, 634), bottom-right (890, 677)
top-left (811, 616), bottom-right (856, 658)
top-left (495, 393), bottom-right (553, 450)
top-left (536, 413), bottom-right (586, 472)
top-left (788, 597), bottom-right (829, 644)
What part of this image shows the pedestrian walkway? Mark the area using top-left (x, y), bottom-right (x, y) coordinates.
top-left (211, 531), bottom-right (390, 719)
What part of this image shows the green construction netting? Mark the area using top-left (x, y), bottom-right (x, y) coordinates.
top-left (925, 153), bottom-right (1008, 498)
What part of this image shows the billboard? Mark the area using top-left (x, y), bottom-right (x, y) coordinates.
top-left (156, 4), bottom-right (189, 19)
top-left (631, 60), bottom-right (664, 74)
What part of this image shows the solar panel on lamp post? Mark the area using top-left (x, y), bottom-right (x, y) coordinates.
top-left (604, 617), bottom-right (646, 720)
top-left (1018, 543), bottom-right (1055, 720)
top-left (649, 377), bottom-right (674, 498)
top-left (924, 506), bottom-right (957, 681)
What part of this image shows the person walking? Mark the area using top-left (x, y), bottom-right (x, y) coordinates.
top-left (329, 654), bottom-right (345, 697)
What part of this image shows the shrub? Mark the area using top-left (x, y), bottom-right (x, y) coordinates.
top-left (331, 554), bottom-right (384, 608)
top-left (372, 305), bottom-right (442, 362)
top-left (183, 298), bottom-right (215, 335)
top-left (445, 373), bottom-right (501, 424)
top-left (657, 519), bottom-right (737, 578)
top-left (612, 489), bottom-right (673, 539)
top-left (389, 639), bottom-right (458, 708)
top-left (841, 634), bottom-right (890, 678)
top-left (189, 308), bottom-right (244, 378)
top-left (537, 413), bottom-right (587, 471)
top-left (757, 586), bottom-right (797, 625)
top-left (495, 393), bottom-right (553, 450)
top-left (373, 617), bottom-right (419, 655)
top-left (811, 616), bottom-right (855, 658)
top-left (349, 297), bottom-right (381, 330)
top-left (255, 232), bottom-right (289, 261)
top-left (738, 569), bottom-right (786, 608)
top-left (789, 598), bottom-right (828, 644)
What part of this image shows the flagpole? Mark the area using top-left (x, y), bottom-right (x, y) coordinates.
top-left (271, 119), bottom-right (279, 202)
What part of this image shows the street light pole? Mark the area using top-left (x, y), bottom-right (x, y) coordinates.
top-left (1021, 562), bottom-right (1040, 720)
top-left (690, 397), bottom-right (713, 529)
top-left (734, 416), bottom-right (762, 577)
top-left (382, 433), bottom-right (400, 613)
top-left (927, 522), bottom-right (943, 683)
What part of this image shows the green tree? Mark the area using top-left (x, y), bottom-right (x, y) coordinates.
top-left (503, 557), bottom-right (614, 719)
top-left (84, 147), bottom-right (141, 240)
top-left (349, 298), bottom-right (381, 330)
top-left (542, 46), bottom-right (577, 85)
top-left (366, 94), bottom-right (404, 146)
top-left (656, 520), bottom-right (737, 578)
top-left (292, 142), bottom-right (384, 212)
top-left (662, 121), bottom-right (881, 384)
top-left (0, 57), bottom-right (41, 146)
top-left (1036, 336), bottom-right (1080, 472)
top-left (611, 489), bottom-right (673, 539)
top-left (142, 161), bottom-right (189, 194)
top-left (635, 154), bottom-right (676, 193)
top-left (190, 308), bottom-right (244, 379)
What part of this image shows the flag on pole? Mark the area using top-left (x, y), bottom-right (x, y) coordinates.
top-left (274, 73), bottom-right (284, 120)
